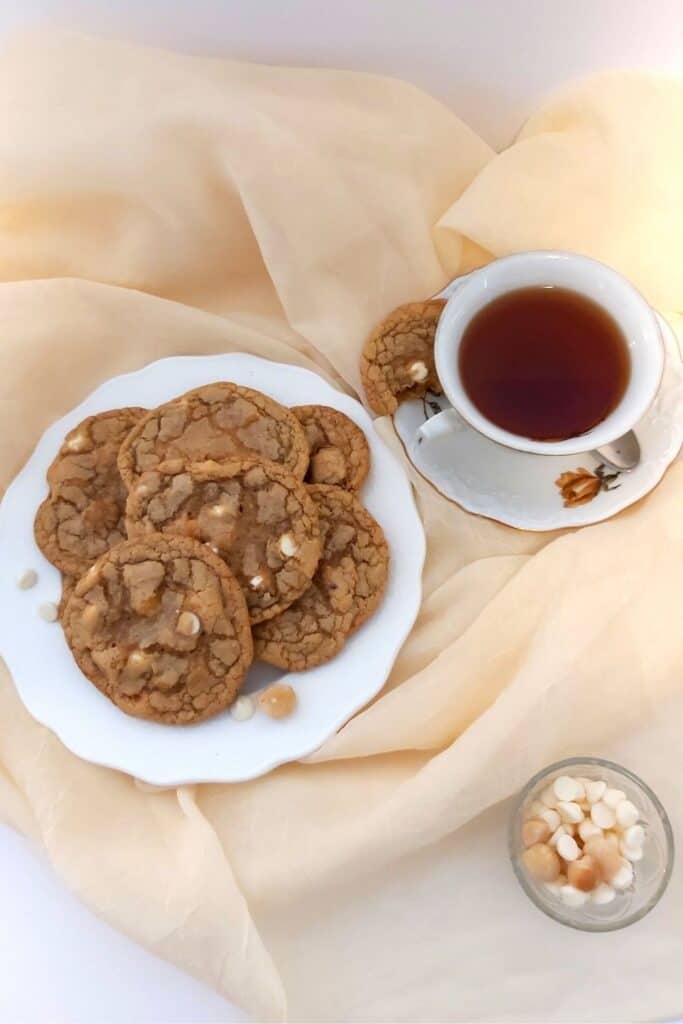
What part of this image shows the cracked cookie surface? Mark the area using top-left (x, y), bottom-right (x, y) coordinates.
top-left (360, 299), bottom-right (445, 415)
top-left (253, 484), bottom-right (389, 671)
top-left (118, 383), bottom-right (309, 488)
top-left (126, 458), bottom-right (322, 624)
top-left (62, 534), bottom-right (253, 724)
top-left (34, 407), bottom-right (146, 576)
top-left (292, 405), bottom-right (370, 491)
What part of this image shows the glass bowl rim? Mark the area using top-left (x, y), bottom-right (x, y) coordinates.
top-left (509, 755), bottom-right (675, 932)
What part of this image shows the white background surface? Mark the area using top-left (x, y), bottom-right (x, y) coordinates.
top-left (2, 1), bottom-right (683, 1021)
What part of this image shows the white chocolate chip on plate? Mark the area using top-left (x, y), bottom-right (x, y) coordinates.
top-left (38, 602), bottom-right (58, 623)
top-left (16, 569), bottom-right (38, 590)
top-left (230, 695), bottom-right (254, 722)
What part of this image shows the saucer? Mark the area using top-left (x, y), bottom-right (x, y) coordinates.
top-left (394, 312), bottom-right (683, 531)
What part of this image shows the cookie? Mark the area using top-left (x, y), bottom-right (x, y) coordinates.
top-left (125, 458), bottom-right (322, 624)
top-left (253, 484), bottom-right (389, 671)
top-left (34, 407), bottom-right (146, 576)
top-left (62, 534), bottom-right (253, 725)
top-left (118, 383), bottom-right (310, 488)
top-left (360, 299), bottom-right (445, 415)
top-left (292, 405), bottom-right (370, 491)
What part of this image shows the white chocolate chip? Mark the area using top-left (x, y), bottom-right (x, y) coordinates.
top-left (603, 788), bottom-right (626, 810)
top-left (549, 825), bottom-right (570, 848)
top-left (16, 569), bottom-right (38, 590)
top-left (557, 801), bottom-right (584, 825)
top-left (611, 859), bottom-right (634, 890)
top-left (591, 882), bottom-right (616, 905)
top-left (278, 532), bottom-right (298, 558)
top-left (559, 884), bottom-right (589, 907)
top-left (540, 786), bottom-right (559, 809)
top-left (135, 483), bottom-right (151, 499)
top-left (127, 650), bottom-right (150, 675)
top-left (591, 801), bottom-right (616, 829)
top-left (544, 878), bottom-right (565, 897)
top-left (38, 602), bottom-right (58, 623)
top-left (578, 820), bottom-right (603, 843)
top-left (249, 574), bottom-right (264, 590)
top-left (65, 432), bottom-right (89, 453)
top-left (585, 780), bottom-right (607, 805)
top-left (230, 695), bottom-right (254, 722)
top-left (207, 504), bottom-right (230, 518)
top-left (620, 839), bottom-right (644, 862)
top-left (615, 799), bottom-right (639, 829)
top-left (557, 834), bottom-right (580, 862)
top-left (525, 799), bottom-right (547, 819)
top-left (623, 823), bottom-right (645, 849)
top-left (408, 360), bottom-right (429, 383)
top-left (177, 611), bottom-right (201, 637)
top-left (209, 544), bottom-right (220, 554)
top-left (553, 775), bottom-right (584, 802)
top-left (538, 808), bottom-right (561, 831)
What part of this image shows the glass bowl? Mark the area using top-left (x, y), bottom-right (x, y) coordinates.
top-left (509, 757), bottom-right (674, 931)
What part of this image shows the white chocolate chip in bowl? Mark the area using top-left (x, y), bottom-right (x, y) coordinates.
top-left (553, 775), bottom-right (584, 802)
top-left (557, 801), bottom-right (584, 824)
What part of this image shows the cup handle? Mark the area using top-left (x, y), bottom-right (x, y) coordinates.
top-left (416, 407), bottom-right (463, 443)
top-left (434, 271), bottom-right (473, 301)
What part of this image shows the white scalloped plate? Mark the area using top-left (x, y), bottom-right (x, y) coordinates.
top-left (395, 311), bottom-right (683, 531)
top-left (0, 355), bottom-right (425, 784)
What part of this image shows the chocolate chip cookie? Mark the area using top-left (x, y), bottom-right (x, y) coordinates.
top-left (62, 534), bottom-right (253, 725)
top-left (118, 383), bottom-right (309, 488)
top-left (34, 407), bottom-right (146, 576)
top-left (253, 484), bottom-right (389, 671)
top-left (292, 405), bottom-right (370, 491)
top-left (126, 458), bottom-right (322, 624)
top-left (360, 299), bottom-right (445, 415)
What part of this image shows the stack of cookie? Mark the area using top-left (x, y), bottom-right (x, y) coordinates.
top-left (34, 384), bottom-right (389, 726)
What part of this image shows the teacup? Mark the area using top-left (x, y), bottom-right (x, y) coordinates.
top-left (431, 251), bottom-right (665, 456)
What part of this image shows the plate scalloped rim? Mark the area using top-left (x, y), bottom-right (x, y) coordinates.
top-left (0, 354), bottom-right (425, 785)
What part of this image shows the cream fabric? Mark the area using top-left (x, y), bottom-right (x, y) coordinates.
top-left (1, 31), bottom-right (683, 1022)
